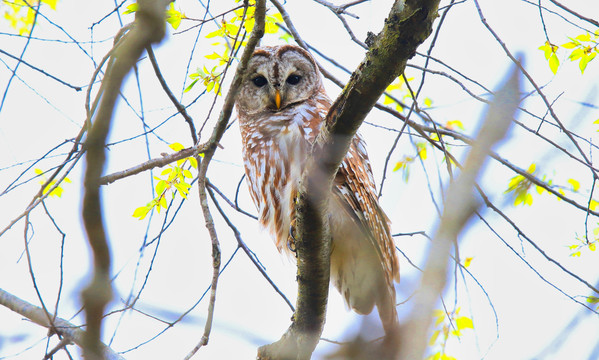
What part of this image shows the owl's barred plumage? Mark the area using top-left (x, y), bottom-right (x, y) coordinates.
top-left (236, 45), bottom-right (399, 333)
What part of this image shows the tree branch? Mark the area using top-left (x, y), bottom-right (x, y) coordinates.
top-left (98, 143), bottom-right (209, 185)
top-left (81, 1), bottom-right (170, 359)
top-left (0, 288), bottom-right (124, 360)
top-left (185, 0), bottom-right (265, 358)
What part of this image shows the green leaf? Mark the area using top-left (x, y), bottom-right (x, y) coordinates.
top-left (417, 142), bottom-right (427, 160)
top-left (446, 120), bottom-right (464, 130)
top-left (123, 3), bottom-right (138, 15)
top-left (587, 296), bottom-right (599, 304)
top-left (575, 33), bottom-right (591, 42)
top-left (429, 330), bottom-right (440, 346)
top-left (549, 52), bottom-right (559, 74)
top-left (568, 178), bottom-right (580, 192)
top-left (580, 51), bottom-right (596, 73)
top-left (184, 80), bottom-right (198, 93)
top-left (539, 41), bottom-right (555, 60)
top-left (560, 41), bottom-right (578, 49)
top-left (569, 48), bottom-right (584, 61)
top-left (133, 205), bottom-right (151, 220)
top-left (41, 0), bottom-right (59, 10)
top-left (456, 316), bottom-right (474, 331)
top-left (165, 2), bottom-right (183, 30)
top-left (464, 257), bottom-right (473, 268)
top-left (169, 142), bottom-right (185, 151)
top-left (432, 309), bottom-right (445, 326)
top-left (156, 180), bottom-right (167, 194)
top-left (527, 163), bottom-right (537, 174)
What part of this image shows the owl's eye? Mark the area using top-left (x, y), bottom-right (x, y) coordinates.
top-left (286, 74), bottom-right (302, 85)
top-left (252, 76), bottom-right (268, 87)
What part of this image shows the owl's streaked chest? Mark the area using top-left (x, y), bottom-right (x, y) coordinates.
top-left (238, 99), bottom-right (328, 251)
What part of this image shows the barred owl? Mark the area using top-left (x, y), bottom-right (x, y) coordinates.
top-left (235, 45), bottom-right (400, 333)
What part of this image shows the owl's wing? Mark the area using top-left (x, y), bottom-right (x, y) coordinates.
top-left (333, 134), bottom-right (400, 285)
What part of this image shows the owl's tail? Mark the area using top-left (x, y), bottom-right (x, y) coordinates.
top-left (330, 227), bottom-right (399, 335)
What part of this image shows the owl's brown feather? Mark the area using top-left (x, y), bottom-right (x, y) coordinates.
top-left (236, 45), bottom-right (399, 333)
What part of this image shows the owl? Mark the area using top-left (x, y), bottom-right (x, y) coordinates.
top-left (235, 45), bottom-right (400, 333)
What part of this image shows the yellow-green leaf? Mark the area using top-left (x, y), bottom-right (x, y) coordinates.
top-left (549, 52), bottom-right (560, 74)
top-left (580, 51), bottom-right (596, 73)
top-left (432, 309), bottom-right (445, 326)
top-left (41, 0), bottom-right (59, 10)
top-left (560, 41), bottom-right (578, 49)
top-left (464, 257), bottom-right (473, 268)
top-left (429, 330), bottom-right (440, 346)
top-left (446, 120), bottom-right (464, 130)
top-left (456, 316), bottom-right (474, 331)
top-left (123, 3), bottom-right (138, 15)
top-left (169, 142), bottom-right (185, 152)
top-left (576, 33), bottom-right (591, 42)
top-left (527, 163), bottom-right (537, 174)
top-left (166, 2), bottom-right (183, 30)
top-left (133, 205), bottom-right (151, 220)
top-left (156, 180), bottom-right (167, 194)
top-left (567, 178), bottom-right (580, 192)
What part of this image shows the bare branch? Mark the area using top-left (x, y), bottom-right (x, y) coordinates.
top-left (98, 143), bottom-right (209, 185)
top-left (81, 1), bottom-right (170, 358)
top-left (146, 45), bottom-right (198, 143)
top-left (0, 288), bottom-right (125, 360)
top-left (186, 0), bottom-right (266, 358)
top-left (547, 0), bottom-right (599, 28)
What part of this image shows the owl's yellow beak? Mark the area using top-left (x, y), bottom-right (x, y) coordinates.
top-left (274, 89), bottom-right (282, 109)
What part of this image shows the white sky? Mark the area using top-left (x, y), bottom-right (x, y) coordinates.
top-left (0, 0), bottom-right (598, 359)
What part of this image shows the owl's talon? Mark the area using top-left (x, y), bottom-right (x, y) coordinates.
top-left (287, 224), bottom-right (296, 252)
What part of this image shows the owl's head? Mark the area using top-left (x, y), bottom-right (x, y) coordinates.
top-left (236, 45), bottom-right (323, 116)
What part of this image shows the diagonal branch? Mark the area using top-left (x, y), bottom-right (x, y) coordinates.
top-left (0, 288), bottom-right (125, 360)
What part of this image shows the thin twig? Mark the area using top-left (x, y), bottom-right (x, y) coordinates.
top-left (146, 45), bottom-right (198, 143)
top-left (186, 1), bottom-right (265, 357)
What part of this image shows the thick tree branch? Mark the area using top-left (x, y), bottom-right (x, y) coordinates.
top-left (258, 1), bottom-right (441, 359)
top-left (81, 1), bottom-right (169, 359)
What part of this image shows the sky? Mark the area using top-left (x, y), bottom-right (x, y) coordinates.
top-left (0, 0), bottom-right (599, 359)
